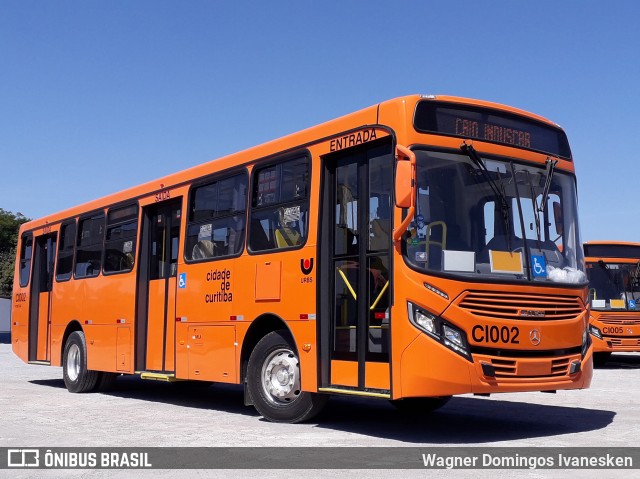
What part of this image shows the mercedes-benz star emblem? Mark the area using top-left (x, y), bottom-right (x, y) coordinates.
top-left (529, 329), bottom-right (541, 346)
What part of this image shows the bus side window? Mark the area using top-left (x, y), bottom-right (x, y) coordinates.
top-left (250, 156), bottom-right (309, 252)
top-left (75, 214), bottom-right (105, 278)
top-left (56, 220), bottom-right (76, 281)
top-left (19, 234), bottom-right (33, 287)
top-left (104, 204), bottom-right (138, 274)
top-left (186, 172), bottom-right (247, 261)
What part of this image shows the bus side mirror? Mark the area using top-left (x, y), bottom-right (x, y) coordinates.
top-left (552, 201), bottom-right (563, 236)
top-left (395, 160), bottom-right (413, 208)
top-left (394, 145), bottom-right (415, 209)
top-left (393, 145), bottom-right (416, 242)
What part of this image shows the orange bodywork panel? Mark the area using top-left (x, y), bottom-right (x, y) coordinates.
top-left (116, 327), bottom-right (131, 372)
top-left (187, 325), bottom-right (237, 382)
top-left (255, 261), bottom-right (281, 301)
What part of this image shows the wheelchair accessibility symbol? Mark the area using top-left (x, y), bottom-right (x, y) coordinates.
top-left (179, 273), bottom-right (187, 289)
top-left (531, 255), bottom-right (547, 278)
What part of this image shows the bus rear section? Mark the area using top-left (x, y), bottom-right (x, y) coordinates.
top-left (584, 241), bottom-right (640, 365)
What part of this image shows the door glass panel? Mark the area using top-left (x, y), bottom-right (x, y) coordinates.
top-left (367, 255), bottom-right (389, 360)
top-left (368, 152), bottom-right (392, 252)
top-left (40, 237), bottom-right (56, 292)
top-left (335, 160), bottom-right (359, 256)
top-left (169, 206), bottom-right (180, 277)
top-left (150, 213), bottom-right (166, 280)
top-left (333, 259), bottom-right (358, 358)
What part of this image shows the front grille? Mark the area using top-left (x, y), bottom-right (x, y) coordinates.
top-left (609, 338), bottom-right (640, 348)
top-left (491, 358), bottom-right (516, 376)
top-left (479, 355), bottom-right (573, 379)
top-left (458, 291), bottom-right (583, 320)
top-left (551, 358), bottom-right (570, 375)
top-left (597, 313), bottom-right (640, 325)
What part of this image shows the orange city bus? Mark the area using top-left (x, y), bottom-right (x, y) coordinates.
top-left (584, 241), bottom-right (640, 365)
top-left (11, 95), bottom-right (592, 423)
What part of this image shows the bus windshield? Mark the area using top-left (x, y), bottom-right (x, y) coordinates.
top-left (587, 262), bottom-right (640, 310)
top-left (403, 148), bottom-right (586, 284)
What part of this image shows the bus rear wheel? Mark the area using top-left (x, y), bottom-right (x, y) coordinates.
top-left (390, 396), bottom-right (452, 414)
top-left (247, 330), bottom-right (327, 423)
top-left (63, 331), bottom-right (100, 393)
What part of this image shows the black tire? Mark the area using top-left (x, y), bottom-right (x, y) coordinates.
top-left (594, 352), bottom-right (612, 367)
top-left (390, 396), bottom-right (452, 414)
top-left (62, 331), bottom-right (100, 393)
top-left (247, 330), bottom-right (327, 423)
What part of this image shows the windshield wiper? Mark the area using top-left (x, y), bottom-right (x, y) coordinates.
top-left (539, 157), bottom-right (558, 216)
top-left (460, 141), bottom-right (512, 249)
top-left (517, 158), bottom-right (557, 250)
top-left (523, 170), bottom-right (543, 250)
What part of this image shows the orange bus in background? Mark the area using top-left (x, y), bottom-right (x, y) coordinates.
top-left (11, 95), bottom-right (593, 423)
top-left (584, 241), bottom-right (640, 365)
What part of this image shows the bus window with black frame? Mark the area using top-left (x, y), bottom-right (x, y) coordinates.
top-left (56, 221), bottom-right (76, 281)
top-left (19, 234), bottom-right (33, 287)
top-left (75, 214), bottom-right (105, 278)
top-left (249, 157), bottom-right (309, 252)
top-left (104, 204), bottom-right (138, 274)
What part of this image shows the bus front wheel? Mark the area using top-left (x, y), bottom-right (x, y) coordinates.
top-left (246, 330), bottom-right (327, 423)
top-left (62, 331), bottom-right (100, 393)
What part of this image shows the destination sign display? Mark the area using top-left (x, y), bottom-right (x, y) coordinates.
top-left (584, 244), bottom-right (640, 259)
top-left (414, 101), bottom-right (572, 160)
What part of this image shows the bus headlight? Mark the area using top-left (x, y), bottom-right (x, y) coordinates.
top-left (407, 302), bottom-right (471, 360)
top-left (415, 310), bottom-right (437, 335)
top-left (589, 325), bottom-right (602, 340)
top-left (582, 327), bottom-right (592, 358)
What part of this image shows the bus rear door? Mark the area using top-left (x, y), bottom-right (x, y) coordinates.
top-left (28, 233), bottom-right (57, 362)
top-left (136, 199), bottom-right (182, 373)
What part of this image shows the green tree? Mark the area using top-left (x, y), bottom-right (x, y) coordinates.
top-left (0, 208), bottom-right (30, 297)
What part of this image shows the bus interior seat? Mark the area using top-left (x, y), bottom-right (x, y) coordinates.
top-left (192, 240), bottom-right (215, 260)
top-left (275, 207), bottom-right (301, 248)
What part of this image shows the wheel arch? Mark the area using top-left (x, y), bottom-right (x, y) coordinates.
top-left (240, 313), bottom-right (295, 384)
top-left (61, 320), bottom-right (84, 361)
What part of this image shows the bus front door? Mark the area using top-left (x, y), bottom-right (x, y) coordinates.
top-left (320, 140), bottom-right (393, 394)
top-left (137, 200), bottom-right (182, 373)
top-left (28, 233), bottom-right (57, 362)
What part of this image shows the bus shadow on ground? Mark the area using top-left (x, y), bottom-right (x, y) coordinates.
top-left (30, 375), bottom-right (614, 444)
top-left (316, 395), bottom-right (614, 443)
top-left (0, 333), bottom-right (11, 344)
top-left (596, 353), bottom-right (640, 370)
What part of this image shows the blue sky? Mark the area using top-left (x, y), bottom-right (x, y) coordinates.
top-left (1, 1), bottom-right (638, 242)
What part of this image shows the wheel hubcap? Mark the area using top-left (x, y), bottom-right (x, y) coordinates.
top-left (261, 348), bottom-right (301, 405)
top-left (67, 344), bottom-right (81, 382)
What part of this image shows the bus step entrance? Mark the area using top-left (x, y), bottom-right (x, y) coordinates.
top-left (138, 372), bottom-right (177, 382)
